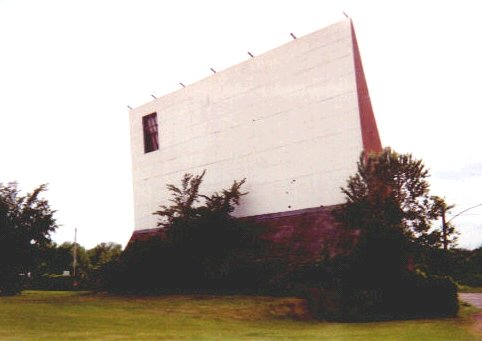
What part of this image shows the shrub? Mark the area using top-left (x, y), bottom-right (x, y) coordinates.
top-left (383, 273), bottom-right (458, 318)
top-left (29, 274), bottom-right (74, 291)
top-left (305, 273), bottom-right (458, 321)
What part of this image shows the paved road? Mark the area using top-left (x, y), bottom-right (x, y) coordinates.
top-left (460, 293), bottom-right (482, 308)
top-left (460, 293), bottom-right (482, 336)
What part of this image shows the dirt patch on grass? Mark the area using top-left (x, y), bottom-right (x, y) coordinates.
top-left (122, 295), bottom-right (313, 321)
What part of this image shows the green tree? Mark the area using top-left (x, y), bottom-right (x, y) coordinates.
top-left (0, 182), bottom-right (58, 295)
top-left (35, 242), bottom-right (72, 276)
top-left (154, 170), bottom-right (207, 229)
top-left (58, 242), bottom-right (90, 277)
top-left (153, 170), bottom-right (248, 285)
top-left (87, 242), bottom-right (122, 271)
top-left (341, 148), bottom-right (454, 248)
top-left (431, 196), bottom-right (457, 250)
top-left (314, 148), bottom-right (459, 319)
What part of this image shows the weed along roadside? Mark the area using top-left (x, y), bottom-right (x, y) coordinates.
top-left (0, 291), bottom-right (479, 341)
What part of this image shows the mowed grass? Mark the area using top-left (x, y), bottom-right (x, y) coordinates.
top-left (0, 291), bottom-right (479, 341)
top-left (459, 286), bottom-right (482, 293)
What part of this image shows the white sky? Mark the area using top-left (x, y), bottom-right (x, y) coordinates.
top-left (1, 0), bottom-right (481, 249)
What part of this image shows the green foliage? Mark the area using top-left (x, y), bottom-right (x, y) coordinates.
top-left (0, 182), bottom-right (57, 295)
top-left (35, 242), bottom-right (72, 276)
top-left (311, 148), bottom-right (459, 320)
top-left (46, 242), bottom-right (89, 276)
top-left (108, 171), bottom-right (256, 293)
top-left (154, 170), bottom-right (208, 228)
top-left (420, 246), bottom-right (482, 287)
top-left (153, 170), bottom-right (247, 227)
top-left (305, 273), bottom-right (458, 321)
top-left (87, 242), bottom-right (122, 271)
top-left (464, 246), bottom-right (482, 286)
top-left (30, 241), bottom-right (123, 290)
top-left (431, 196), bottom-right (457, 250)
top-left (30, 274), bottom-right (74, 291)
top-left (389, 273), bottom-right (459, 318)
top-left (154, 170), bottom-right (248, 284)
top-left (335, 149), bottom-right (436, 290)
top-left (341, 148), bottom-right (454, 248)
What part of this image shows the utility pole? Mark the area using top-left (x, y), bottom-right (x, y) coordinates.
top-left (441, 207), bottom-right (448, 251)
top-left (73, 228), bottom-right (77, 278)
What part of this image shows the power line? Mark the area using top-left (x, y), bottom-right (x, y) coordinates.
top-left (447, 203), bottom-right (482, 224)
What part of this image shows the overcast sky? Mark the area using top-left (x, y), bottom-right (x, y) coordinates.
top-left (1, 0), bottom-right (481, 249)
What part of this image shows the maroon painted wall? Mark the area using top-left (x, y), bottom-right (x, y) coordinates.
top-left (351, 20), bottom-right (383, 154)
top-left (128, 206), bottom-right (357, 270)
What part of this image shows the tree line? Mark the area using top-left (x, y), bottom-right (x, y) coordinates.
top-left (30, 241), bottom-right (122, 290)
top-left (0, 182), bottom-right (121, 294)
top-left (2, 148), bottom-right (482, 321)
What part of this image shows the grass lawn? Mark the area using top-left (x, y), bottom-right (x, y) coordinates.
top-left (0, 290), bottom-right (479, 341)
top-left (459, 286), bottom-right (482, 293)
